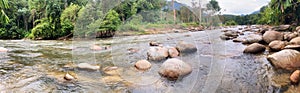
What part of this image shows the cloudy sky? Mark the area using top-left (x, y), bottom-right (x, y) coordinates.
top-left (176, 0), bottom-right (271, 15)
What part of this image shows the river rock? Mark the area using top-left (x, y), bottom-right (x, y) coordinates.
top-left (263, 31), bottom-right (284, 43)
top-left (224, 31), bottom-right (239, 37)
top-left (284, 45), bottom-right (300, 50)
top-left (290, 70), bottom-right (300, 84)
top-left (102, 66), bottom-right (120, 75)
top-left (290, 37), bottom-right (300, 45)
top-left (135, 60), bottom-right (152, 70)
top-left (284, 32), bottom-right (298, 41)
top-left (64, 72), bottom-right (76, 81)
top-left (242, 34), bottom-right (263, 44)
top-left (149, 41), bottom-right (161, 46)
top-left (77, 63), bottom-right (100, 71)
top-left (274, 25), bottom-right (291, 31)
top-left (168, 47), bottom-right (179, 58)
top-left (176, 41), bottom-right (197, 53)
top-left (147, 47), bottom-right (168, 61)
top-left (90, 45), bottom-right (102, 51)
top-left (267, 49), bottom-right (300, 70)
top-left (243, 43), bottom-right (266, 54)
top-left (220, 35), bottom-right (230, 40)
top-left (268, 40), bottom-right (286, 51)
top-left (159, 58), bottom-right (192, 80)
top-left (0, 47), bottom-right (8, 52)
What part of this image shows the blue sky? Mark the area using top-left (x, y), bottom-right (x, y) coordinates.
top-left (176, 0), bottom-right (271, 15)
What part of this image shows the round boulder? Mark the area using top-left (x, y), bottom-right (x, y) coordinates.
top-left (290, 70), bottom-right (300, 84)
top-left (147, 47), bottom-right (168, 61)
top-left (242, 34), bottom-right (263, 44)
top-left (175, 41), bottom-right (197, 53)
top-left (268, 40), bottom-right (286, 51)
top-left (243, 43), bottom-right (266, 54)
top-left (159, 58), bottom-right (192, 81)
top-left (290, 37), bottom-right (300, 45)
top-left (168, 47), bottom-right (179, 58)
top-left (267, 49), bottom-right (300, 70)
top-left (263, 31), bottom-right (284, 43)
top-left (135, 60), bottom-right (152, 70)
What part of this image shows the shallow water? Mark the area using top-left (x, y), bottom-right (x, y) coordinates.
top-left (0, 29), bottom-right (292, 92)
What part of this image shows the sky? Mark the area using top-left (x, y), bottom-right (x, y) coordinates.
top-left (176, 0), bottom-right (271, 15)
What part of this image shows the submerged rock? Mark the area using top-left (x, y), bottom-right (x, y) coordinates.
top-left (220, 35), bottom-right (230, 40)
top-left (263, 31), bottom-right (284, 43)
top-left (135, 60), bottom-right (152, 71)
top-left (147, 47), bottom-right (168, 61)
top-left (159, 58), bottom-right (192, 81)
top-left (268, 40), bottom-right (286, 51)
top-left (243, 43), bottom-right (266, 54)
top-left (168, 47), bottom-right (179, 58)
top-left (77, 63), bottom-right (100, 71)
top-left (175, 41), bottom-right (197, 53)
top-left (102, 66), bottom-right (120, 76)
top-left (290, 70), bottom-right (300, 84)
top-left (64, 72), bottom-right (76, 81)
top-left (267, 49), bottom-right (300, 70)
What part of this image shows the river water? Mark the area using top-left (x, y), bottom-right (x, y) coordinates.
top-left (0, 29), bottom-right (295, 92)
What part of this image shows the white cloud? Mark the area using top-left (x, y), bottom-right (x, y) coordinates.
top-left (175, 0), bottom-right (271, 15)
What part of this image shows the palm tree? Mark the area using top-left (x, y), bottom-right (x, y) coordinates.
top-left (0, 0), bottom-right (9, 23)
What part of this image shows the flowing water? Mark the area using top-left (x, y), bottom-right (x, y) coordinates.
top-left (0, 29), bottom-right (295, 93)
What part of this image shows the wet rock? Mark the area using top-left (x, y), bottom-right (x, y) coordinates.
top-left (290, 37), bottom-right (300, 45)
top-left (101, 76), bottom-right (124, 84)
top-left (274, 25), bottom-right (291, 31)
top-left (284, 45), bottom-right (300, 50)
top-left (135, 60), bottom-right (152, 71)
top-left (224, 31), bottom-right (239, 37)
top-left (0, 47), bottom-right (8, 52)
top-left (267, 49), bottom-right (300, 70)
top-left (268, 40), bottom-right (286, 51)
top-left (263, 31), bottom-right (284, 43)
top-left (220, 35), bottom-right (230, 40)
top-left (90, 45), bottom-right (102, 51)
top-left (168, 47), bottom-right (179, 58)
top-left (243, 43), bottom-right (266, 54)
top-left (290, 70), bottom-right (300, 84)
top-left (147, 47), bottom-right (168, 61)
top-left (242, 34), bottom-right (263, 44)
top-left (149, 41), bottom-right (161, 46)
top-left (103, 66), bottom-right (119, 75)
top-left (233, 38), bottom-right (244, 42)
top-left (284, 32), bottom-right (298, 41)
top-left (64, 72), bottom-right (76, 81)
top-left (159, 58), bottom-right (192, 81)
top-left (175, 41), bottom-right (197, 53)
top-left (77, 63), bottom-right (100, 71)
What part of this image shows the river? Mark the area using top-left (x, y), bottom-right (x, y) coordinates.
top-left (0, 28), bottom-right (293, 92)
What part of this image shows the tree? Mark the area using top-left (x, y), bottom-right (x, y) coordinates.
top-left (0, 0), bottom-right (9, 23)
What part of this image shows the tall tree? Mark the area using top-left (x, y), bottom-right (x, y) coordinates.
top-left (0, 0), bottom-right (9, 23)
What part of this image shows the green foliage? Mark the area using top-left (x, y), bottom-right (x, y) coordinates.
top-left (225, 20), bottom-right (237, 26)
top-left (0, 0), bottom-right (9, 23)
top-left (30, 19), bottom-right (52, 39)
top-left (99, 10), bottom-right (121, 32)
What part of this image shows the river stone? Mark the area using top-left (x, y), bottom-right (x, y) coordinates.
top-left (64, 72), bottom-right (76, 81)
top-left (77, 63), bottom-right (100, 71)
top-left (224, 31), bottom-right (239, 37)
top-left (242, 34), bottom-right (263, 44)
top-left (284, 32), bottom-right (298, 41)
top-left (284, 45), bottom-right (300, 50)
top-left (220, 35), bottom-right (230, 40)
top-left (290, 37), bottom-right (300, 45)
top-left (243, 43), bottom-right (266, 54)
top-left (0, 47), bottom-right (8, 52)
top-left (290, 70), bottom-right (300, 84)
top-left (149, 41), bottom-right (161, 46)
top-left (159, 58), bottom-right (192, 81)
top-left (168, 47), bottom-right (179, 58)
top-left (274, 25), bottom-right (291, 31)
top-left (267, 49), bottom-right (300, 70)
top-left (90, 45), bottom-right (102, 51)
top-left (175, 41), bottom-right (197, 53)
top-left (135, 60), bottom-right (152, 70)
top-left (147, 47), bottom-right (168, 61)
top-left (263, 31), bottom-right (284, 43)
top-left (268, 40), bottom-right (286, 51)
top-left (103, 66), bottom-right (120, 75)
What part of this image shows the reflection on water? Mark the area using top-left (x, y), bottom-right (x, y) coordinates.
top-left (0, 29), bottom-right (291, 92)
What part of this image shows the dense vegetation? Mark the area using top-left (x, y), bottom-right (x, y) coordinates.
top-left (222, 0), bottom-right (300, 26)
top-left (0, 0), bottom-right (221, 39)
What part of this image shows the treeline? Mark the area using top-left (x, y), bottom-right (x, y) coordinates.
top-left (0, 0), bottom-right (166, 39)
top-left (222, 0), bottom-right (300, 26)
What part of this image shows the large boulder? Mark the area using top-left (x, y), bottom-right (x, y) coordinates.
top-left (290, 37), bottom-right (300, 45)
top-left (175, 41), bottom-right (197, 53)
top-left (263, 31), bottom-right (284, 43)
top-left (243, 43), bottom-right (266, 54)
top-left (135, 60), bottom-right (152, 71)
top-left (284, 32), bottom-right (298, 41)
top-left (147, 47), bottom-right (169, 61)
top-left (242, 34), bottom-right (263, 44)
top-left (274, 25), bottom-right (291, 31)
top-left (268, 40), bottom-right (286, 51)
top-left (267, 49), bottom-right (300, 70)
top-left (159, 58), bottom-right (192, 80)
